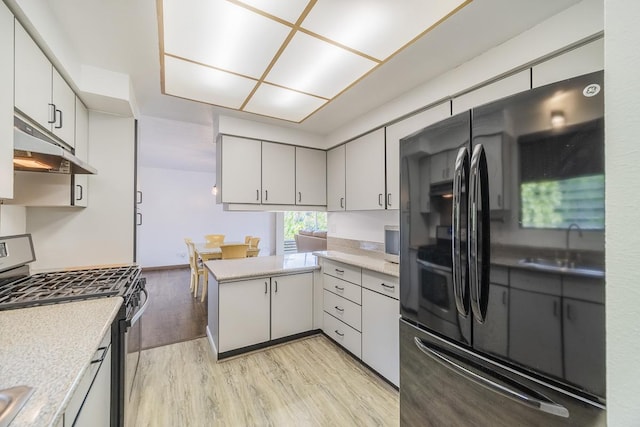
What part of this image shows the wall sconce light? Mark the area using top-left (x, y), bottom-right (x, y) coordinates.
top-left (211, 185), bottom-right (218, 196)
top-left (550, 110), bottom-right (566, 128)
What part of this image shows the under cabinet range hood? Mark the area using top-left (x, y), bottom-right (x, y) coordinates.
top-left (13, 116), bottom-right (97, 174)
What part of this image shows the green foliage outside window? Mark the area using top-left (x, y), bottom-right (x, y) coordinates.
top-left (284, 211), bottom-right (327, 240)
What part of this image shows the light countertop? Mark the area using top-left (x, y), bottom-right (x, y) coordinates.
top-left (205, 253), bottom-right (320, 282)
top-left (0, 297), bottom-right (123, 427)
top-left (313, 251), bottom-right (400, 277)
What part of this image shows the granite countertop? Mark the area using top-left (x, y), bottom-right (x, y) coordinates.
top-left (0, 297), bottom-right (123, 427)
top-left (205, 253), bottom-right (320, 282)
top-left (313, 251), bottom-right (400, 277)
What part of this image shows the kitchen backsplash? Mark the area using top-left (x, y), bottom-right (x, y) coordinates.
top-left (327, 237), bottom-right (386, 259)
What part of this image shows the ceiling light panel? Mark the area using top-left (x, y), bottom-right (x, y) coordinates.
top-left (265, 32), bottom-right (377, 99)
top-left (244, 83), bottom-right (327, 122)
top-left (164, 55), bottom-right (257, 108)
top-left (162, 0), bottom-right (291, 79)
top-left (232, 0), bottom-right (310, 24)
top-left (300, 0), bottom-right (469, 60)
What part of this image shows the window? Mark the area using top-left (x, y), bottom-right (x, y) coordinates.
top-left (283, 211), bottom-right (327, 253)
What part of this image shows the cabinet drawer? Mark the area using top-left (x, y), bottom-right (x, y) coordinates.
top-left (323, 259), bottom-right (361, 285)
top-left (323, 311), bottom-right (361, 358)
top-left (362, 269), bottom-right (399, 300)
top-left (323, 274), bottom-right (361, 304)
top-left (323, 289), bottom-right (361, 331)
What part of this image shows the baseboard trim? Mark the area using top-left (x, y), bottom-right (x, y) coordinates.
top-left (141, 264), bottom-right (189, 272)
top-left (218, 329), bottom-right (321, 361)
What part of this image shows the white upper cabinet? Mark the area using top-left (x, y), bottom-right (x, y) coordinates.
top-left (532, 38), bottom-right (604, 88)
top-left (452, 70), bottom-right (530, 114)
top-left (220, 135), bottom-right (262, 204)
top-left (262, 142), bottom-right (295, 205)
top-left (0, 2), bottom-right (13, 200)
top-left (74, 98), bottom-right (89, 207)
top-left (52, 69), bottom-right (76, 147)
top-left (346, 128), bottom-right (385, 210)
top-left (14, 21), bottom-right (75, 147)
top-left (385, 103), bottom-right (450, 210)
top-left (14, 21), bottom-right (51, 130)
top-left (327, 145), bottom-right (345, 211)
top-left (295, 147), bottom-right (326, 206)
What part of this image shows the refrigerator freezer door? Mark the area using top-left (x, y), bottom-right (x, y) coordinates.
top-left (400, 319), bottom-right (605, 427)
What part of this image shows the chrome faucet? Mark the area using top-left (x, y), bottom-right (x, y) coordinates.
top-left (565, 223), bottom-right (583, 266)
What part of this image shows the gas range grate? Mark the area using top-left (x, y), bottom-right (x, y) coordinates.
top-left (0, 265), bottom-right (141, 310)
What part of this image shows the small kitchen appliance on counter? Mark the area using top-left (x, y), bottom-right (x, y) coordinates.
top-left (0, 234), bottom-right (147, 427)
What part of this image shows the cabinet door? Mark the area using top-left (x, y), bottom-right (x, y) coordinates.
top-left (14, 21), bottom-right (52, 130)
top-left (563, 299), bottom-right (605, 397)
top-left (327, 145), bottom-right (345, 211)
top-left (474, 283), bottom-right (509, 358)
top-left (74, 98), bottom-right (89, 207)
top-left (295, 147), bottom-right (326, 206)
top-left (219, 278), bottom-right (270, 352)
top-left (452, 70), bottom-right (530, 114)
top-left (362, 288), bottom-right (399, 386)
top-left (262, 141), bottom-right (295, 205)
top-left (346, 128), bottom-right (385, 210)
top-left (429, 150), bottom-right (451, 184)
top-left (509, 288), bottom-right (562, 377)
top-left (0, 2), bottom-right (13, 199)
top-left (220, 136), bottom-right (262, 204)
top-left (73, 346), bottom-right (111, 427)
top-left (51, 69), bottom-right (76, 147)
top-left (271, 273), bottom-right (313, 340)
top-left (533, 38), bottom-right (603, 88)
top-left (385, 103), bottom-right (450, 210)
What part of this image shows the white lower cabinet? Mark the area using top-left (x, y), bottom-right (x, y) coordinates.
top-left (362, 288), bottom-right (399, 387)
top-left (219, 273), bottom-right (313, 353)
top-left (65, 331), bottom-right (111, 427)
top-left (321, 260), bottom-right (400, 385)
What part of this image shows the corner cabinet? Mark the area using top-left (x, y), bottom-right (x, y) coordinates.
top-left (217, 273), bottom-right (313, 354)
top-left (326, 145), bottom-right (346, 211)
top-left (295, 147), bottom-right (326, 206)
top-left (345, 129), bottom-right (386, 210)
top-left (0, 2), bottom-right (14, 200)
top-left (14, 21), bottom-right (75, 148)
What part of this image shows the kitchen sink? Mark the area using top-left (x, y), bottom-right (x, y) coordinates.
top-left (518, 257), bottom-right (605, 278)
top-left (0, 386), bottom-right (34, 427)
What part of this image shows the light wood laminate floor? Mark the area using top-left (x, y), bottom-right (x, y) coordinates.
top-left (130, 335), bottom-right (399, 426)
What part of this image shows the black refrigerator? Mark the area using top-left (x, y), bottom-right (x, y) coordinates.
top-left (399, 71), bottom-right (605, 426)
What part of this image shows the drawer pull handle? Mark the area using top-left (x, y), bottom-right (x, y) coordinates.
top-left (334, 285), bottom-right (345, 291)
top-left (334, 306), bottom-right (344, 312)
top-left (335, 269), bottom-right (344, 274)
top-left (381, 283), bottom-right (395, 290)
top-left (334, 330), bottom-right (344, 337)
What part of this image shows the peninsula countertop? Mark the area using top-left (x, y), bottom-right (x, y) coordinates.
top-left (313, 250), bottom-right (400, 277)
top-left (0, 297), bottom-right (122, 427)
top-left (204, 252), bottom-right (320, 282)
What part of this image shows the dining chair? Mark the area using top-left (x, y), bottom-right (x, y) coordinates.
top-left (220, 244), bottom-right (249, 259)
top-left (184, 238), bottom-right (208, 300)
top-left (204, 234), bottom-right (225, 248)
top-left (244, 235), bottom-right (252, 244)
top-left (248, 237), bottom-right (260, 248)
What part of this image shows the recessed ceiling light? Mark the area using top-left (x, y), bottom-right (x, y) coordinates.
top-left (159, 0), bottom-right (472, 122)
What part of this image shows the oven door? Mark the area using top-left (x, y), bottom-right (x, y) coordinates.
top-left (124, 284), bottom-right (149, 425)
top-left (416, 259), bottom-right (470, 345)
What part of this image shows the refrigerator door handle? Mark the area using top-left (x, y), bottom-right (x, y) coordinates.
top-left (469, 144), bottom-right (491, 323)
top-left (452, 146), bottom-right (470, 317)
top-left (413, 337), bottom-right (570, 418)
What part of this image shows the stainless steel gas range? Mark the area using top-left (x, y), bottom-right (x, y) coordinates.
top-left (0, 234), bottom-right (149, 427)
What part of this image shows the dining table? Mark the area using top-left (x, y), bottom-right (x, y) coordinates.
top-left (195, 242), bottom-right (259, 261)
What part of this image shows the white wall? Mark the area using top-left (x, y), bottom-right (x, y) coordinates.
top-left (218, 115), bottom-right (325, 149)
top-left (26, 112), bottom-right (135, 271)
top-left (0, 206), bottom-right (26, 236)
top-left (136, 116), bottom-right (276, 268)
top-left (605, 0), bottom-right (640, 424)
top-left (328, 211), bottom-right (399, 243)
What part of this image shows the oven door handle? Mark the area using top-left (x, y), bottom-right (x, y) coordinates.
top-left (128, 288), bottom-right (150, 328)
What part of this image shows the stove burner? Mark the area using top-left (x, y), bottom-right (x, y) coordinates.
top-left (0, 265), bottom-right (141, 311)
